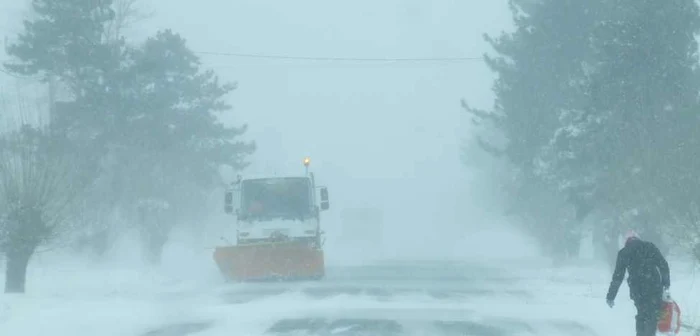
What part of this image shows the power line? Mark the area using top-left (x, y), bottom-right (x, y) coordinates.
top-left (0, 67), bottom-right (21, 78)
top-left (0, 67), bottom-right (36, 79)
top-left (0, 50), bottom-right (485, 80)
top-left (193, 51), bottom-right (484, 62)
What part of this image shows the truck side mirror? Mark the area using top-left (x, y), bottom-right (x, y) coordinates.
top-left (224, 191), bottom-right (234, 214)
top-left (320, 187), bottom-right (329, 211)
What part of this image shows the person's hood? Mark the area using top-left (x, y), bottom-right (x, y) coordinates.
top-left (624, 229), bottom-right (640, 245)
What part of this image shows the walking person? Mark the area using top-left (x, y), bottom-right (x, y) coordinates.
top-left (606, 230), bottom-right (670, 336)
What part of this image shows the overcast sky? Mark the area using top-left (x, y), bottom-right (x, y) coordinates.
top-left (0, 0), bottom-right (516, 257)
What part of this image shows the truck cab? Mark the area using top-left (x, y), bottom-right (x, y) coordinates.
top-left (224, 161), bottom-right (329, 248)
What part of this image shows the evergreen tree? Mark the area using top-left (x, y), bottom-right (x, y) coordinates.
top-left (2, 0), bottom-right (256, 282)
top-left (471, 0), bottom-right (700, 260)
top-left (0, 0), bottom-right (118, 292)
top-left (549, 0), bottom-right (700, 242)
top-left (4, 0), bottom-right (118, 93)
top-left (3, 0), bottom-right (121, 188)
top-left (466, 0), bottom-right (600, 256)
top-left (108, 30), bottom-right (254, 264)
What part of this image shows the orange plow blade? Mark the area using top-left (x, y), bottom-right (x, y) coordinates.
top-left (213, 242), bottom-right (325, 282)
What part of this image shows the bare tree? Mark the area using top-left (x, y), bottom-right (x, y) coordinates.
top-left (0, 125), bottom-right (85, 293)
top-left (103, 0), bottom-right (155, 43)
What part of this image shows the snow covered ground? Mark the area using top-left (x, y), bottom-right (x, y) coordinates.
top-left (1, 240), bottom-right (699, 336)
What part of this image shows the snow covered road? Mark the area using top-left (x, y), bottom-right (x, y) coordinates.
top-left (2, 255), bottom-right (699, 336)
top-left (136, 260), bottom-right (612, 336)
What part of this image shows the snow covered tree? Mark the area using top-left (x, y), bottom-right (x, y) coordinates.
top-left (545, 0), bottom-right (700, 251)
top-left (465, 0), bottom-right (600, 256)
top-left (469, 0), bottom-right (700, 261)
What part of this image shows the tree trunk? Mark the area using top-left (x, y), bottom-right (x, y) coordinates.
top-left (142, 223), bottom-right (169, 266)
top-left (4, 206), bottom-right (42, 294)
top-left (145, 232), bottom-right (167, 265)
top-left (137, 205), bottom-right (171, 266)
top-left (4, 247), bottom-right (32, 293)
top-left (91, 229), bottom-right (110, 258)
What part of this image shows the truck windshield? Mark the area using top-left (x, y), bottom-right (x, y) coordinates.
top-left (240, 177), bottom-right (312, 220)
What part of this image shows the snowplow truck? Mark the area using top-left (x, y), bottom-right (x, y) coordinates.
top-left (214, 158), bottom-right (329, 282)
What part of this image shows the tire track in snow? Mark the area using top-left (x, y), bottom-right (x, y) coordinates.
top-left (141, 260), bottom-right (601, 336)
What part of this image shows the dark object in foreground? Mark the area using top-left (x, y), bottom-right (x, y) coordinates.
top-left (606, 230), bottom-right (670, 336)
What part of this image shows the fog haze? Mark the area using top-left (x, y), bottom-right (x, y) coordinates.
top-left (141, 0), bottom-right (518, 258)
top-left (4, 1), bottom-right (698, 335)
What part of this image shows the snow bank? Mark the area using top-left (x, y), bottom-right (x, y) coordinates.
top-left (519, 258), bottom-right (700, 335)
top-left (0, 235), bottom-right (225, 336)
top-left (0, 259), bottom-right (180, 336)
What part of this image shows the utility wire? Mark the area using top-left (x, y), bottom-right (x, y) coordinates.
top-left (0, 50), bottom-right (485, 80)
top-left (0, 67), bottom-right (23, 79)
top-left (0, 67), bottom-right (37, 79)
top-left (194, 50), bottom-right (484, 62)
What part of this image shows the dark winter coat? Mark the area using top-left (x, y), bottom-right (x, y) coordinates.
top-left (606, 238), bottom-right (670, 302)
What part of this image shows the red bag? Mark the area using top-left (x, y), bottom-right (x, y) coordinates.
top-left (658, 291), bottom-right (681, 335)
